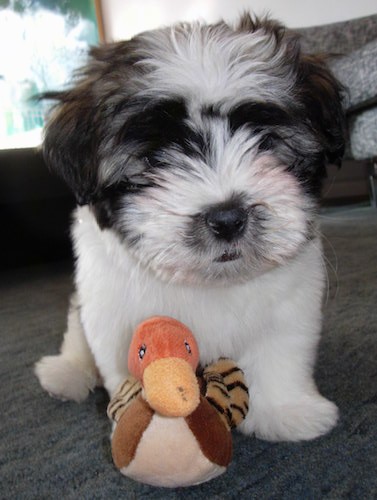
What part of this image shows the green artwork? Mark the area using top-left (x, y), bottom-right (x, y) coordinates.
top-left (0, 0), bottom-right (99, 148)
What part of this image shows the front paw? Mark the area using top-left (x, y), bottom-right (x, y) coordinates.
top-left (34, 355), bottom-right (96, 403)
top-left (239, 394), bottom-right (339, 442)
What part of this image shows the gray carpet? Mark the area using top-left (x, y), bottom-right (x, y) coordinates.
top-left (1, 205), bottom-right (376, 499)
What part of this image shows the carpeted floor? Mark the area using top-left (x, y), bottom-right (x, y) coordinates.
top-left (1, 205), bottom-right (376, 499)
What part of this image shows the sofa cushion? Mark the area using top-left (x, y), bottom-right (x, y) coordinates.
top-left (296, 14), bottom-right (377, 54)
top-left (329, 40), bottom-right (377, 112)
top-left (348, 108), bottom-right (377, 160)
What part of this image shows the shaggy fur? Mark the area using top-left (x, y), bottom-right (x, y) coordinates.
top-left (35, 15), bottom-right (345, 441)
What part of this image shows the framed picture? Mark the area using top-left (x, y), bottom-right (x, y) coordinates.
top-left (0, 0), bottom-right (103, 149)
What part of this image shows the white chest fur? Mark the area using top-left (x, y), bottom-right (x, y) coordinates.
top-left (73, 206), bottom-right (325, 399)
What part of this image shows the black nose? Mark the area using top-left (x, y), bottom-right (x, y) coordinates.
top-left (205, 205), bottom-right (248, 241)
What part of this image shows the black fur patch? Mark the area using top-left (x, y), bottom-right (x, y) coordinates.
top-left (116, 98), bottom-right (207, 161)
top-left (228, 102), bottom-right (293, 133)
top-left (42, 93), bottom-right (103, 206)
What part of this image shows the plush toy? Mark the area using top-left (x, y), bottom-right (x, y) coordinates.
top-left (107, 316), bottom-right (249, 488)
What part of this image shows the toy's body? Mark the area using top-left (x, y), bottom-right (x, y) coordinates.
top-left (112, 391), bottom-right (231, 487)
top-left (108, 316), bottom-right (249, 488)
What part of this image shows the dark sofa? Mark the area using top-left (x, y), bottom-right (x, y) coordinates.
top-left (0, 148), bottom-right (74, 269)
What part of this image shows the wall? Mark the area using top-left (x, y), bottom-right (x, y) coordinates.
top-left (101, 0), bottom-right (376, 41)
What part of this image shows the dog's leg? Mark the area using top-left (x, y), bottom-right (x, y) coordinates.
top-left (236, 242), bottom-right (339, 442)
top-left (35, 294), bottom-right (100, 402)
top-left (238, 314), bottom-right (338, 441)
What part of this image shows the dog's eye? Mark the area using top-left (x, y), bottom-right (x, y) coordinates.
top-left (98, 181), bottom-right (136, 200)
top-left (258, 134), bottom-right (276, 152)
top-left (107, 177), bottom-right (151, 195)
top-left (124, 181), bottom-right (148, 192)
top-left (184, 341), bottom-right (192, 354)
top-left (139, 344), bottom-right (147, 360)
top-left (143, 155), bottom-right (160, 169)
top-left (142, 150), bottom-right (170, 169)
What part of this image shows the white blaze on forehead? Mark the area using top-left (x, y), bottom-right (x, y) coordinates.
top-left (133, 22), bottom-right (295, 107)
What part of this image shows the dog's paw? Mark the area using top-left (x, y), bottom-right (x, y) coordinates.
top-left (239, 394), bottom-right (339, 442)
top-left (34, 355), bottom-right (96, 403)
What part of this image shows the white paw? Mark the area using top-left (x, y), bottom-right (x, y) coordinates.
top-left (239, 394), bottom-right (339, 442)
top-left (34, 355), bottom-right (97, 403)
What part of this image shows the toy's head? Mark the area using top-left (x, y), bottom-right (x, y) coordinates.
top-left (128, 316), bottom-right (200, 417)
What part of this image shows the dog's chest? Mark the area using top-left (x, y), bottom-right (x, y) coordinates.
top-left (72, 207), bottom-right (316, 367)
top-left (78, 251), bottom-right (264, 364)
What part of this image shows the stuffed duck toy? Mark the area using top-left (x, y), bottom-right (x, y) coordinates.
top-left (107, 316), bottom-right (249, 488)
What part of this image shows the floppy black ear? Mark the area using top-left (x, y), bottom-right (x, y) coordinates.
top-left (42, 41), bottom-right (141, 205)
top-left (297, 54), bottom-right (346, 166)
top-left (43, 86), bottom-right (102, 206)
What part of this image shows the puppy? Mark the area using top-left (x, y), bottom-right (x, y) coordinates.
top-left (35, 14), bottom-right (345, 441)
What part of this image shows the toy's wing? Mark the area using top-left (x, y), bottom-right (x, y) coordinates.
top-left (107, 376), bottom-right (142, 423)
top-left (111, 395), bottom-right (154, 469)
top-left (185, 397), bottom-right (232, 467)
top-left (203, 358), bottom-right (249, 429)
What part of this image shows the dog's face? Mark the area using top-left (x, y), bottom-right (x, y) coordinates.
top-left (44, 15), bottom-right (345, 285)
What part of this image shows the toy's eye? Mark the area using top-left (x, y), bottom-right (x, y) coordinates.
top-left (184, 341), bottom-right (192, 354)
top-left (139, 344), bottom-right (147, 360)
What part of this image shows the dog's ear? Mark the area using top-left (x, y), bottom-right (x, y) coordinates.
top-left (236, 15), bottom-right (346, 167)
top-left (42, 85), bottom-right (102, 206)
top-left (296, 54), bottom-right (346, 166)
top-left (42, 42), bottom-right (139, 205)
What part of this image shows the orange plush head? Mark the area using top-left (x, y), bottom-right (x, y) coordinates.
top-left (128, 316), bottom-right (200, 417)
top-left (128, 316), bottom-right (200, 379)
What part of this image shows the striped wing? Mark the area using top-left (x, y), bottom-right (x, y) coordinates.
top-left (203, 358), bottom-right (249, 430)
top-left (107, 376), bottom-right (142, 422)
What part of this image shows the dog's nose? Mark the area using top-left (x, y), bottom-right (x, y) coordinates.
top-left (205, 205), bottom-right (248, 241)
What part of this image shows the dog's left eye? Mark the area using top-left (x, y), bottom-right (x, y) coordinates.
top-left (101, 178), bottom-right (150, 198)
top-left (143, 155), bottom-right (160, 169)
top-left (143, 156), bottom-right (153, 168)
top-left (258, 133), bottom-right (276, 152)
top-left (142, 150), bottom-right (170, 169)
top-left (122, 174), bottom-right (153, 191)
top-left (124, 180), bottom-right (148, 192)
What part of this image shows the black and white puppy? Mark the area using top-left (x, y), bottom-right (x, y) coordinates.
top-left (35, 15), bottom-right (345, 441)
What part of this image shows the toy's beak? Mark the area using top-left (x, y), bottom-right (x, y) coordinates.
top-left (143, 357), bottom-right (200, 417)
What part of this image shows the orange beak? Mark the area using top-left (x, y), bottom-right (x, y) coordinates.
top-left (142, 357), bottom-right (200, 418)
